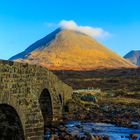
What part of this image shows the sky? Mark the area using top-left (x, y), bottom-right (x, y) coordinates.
top-left (0, 0), bottom-right (140, 60)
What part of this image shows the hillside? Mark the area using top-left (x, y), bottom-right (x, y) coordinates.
top-left (10, 28), bottom-right (135, 70)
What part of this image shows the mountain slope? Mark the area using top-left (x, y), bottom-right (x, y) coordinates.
top-left (124, 50), bottom-right (140, 66)
top-left (10, 28), bottom-right (135, 70)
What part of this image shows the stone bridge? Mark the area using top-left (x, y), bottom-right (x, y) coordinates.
top-left (0, 60), bottom-right (72, 140)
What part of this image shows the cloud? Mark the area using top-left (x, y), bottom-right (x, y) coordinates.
top-left (59, 20), bottom-right (110, 39)
top-left (44, 22), bottom-right (57, 28)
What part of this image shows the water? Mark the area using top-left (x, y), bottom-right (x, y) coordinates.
top-left (65, 121), bottom-right (140, 140)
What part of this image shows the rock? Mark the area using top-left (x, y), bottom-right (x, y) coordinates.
top-left (103, 135), bottom-right (110, 140)
top-left (49, 135), bottom-right (55, 140)
top-left (91, 135), bottom-right (97, 140)
top-left (81, 94), bottom-right (97, 102)
top-left (64, 134), bottom-right (71, 140)
top-left (71, 130), bottom-right (80, 137)
top-left (129, 122), bottom-right (139, 128)
top-left (129, 134), bottom-right (138, 139)
top-left (125, 135), bottom-right (129, 139)
top-left (59, 125), bottom-right (66, 132)
top-left (98, 136), bottom-right (103, 140)
top-left (84, 132), bottom-right (90, 136)
top-left (75, 125), bottom-right (83, 129)
top-left (73, 135), bottom-right (80, 140)
top-left (93, 135), bottom-right (102, 140)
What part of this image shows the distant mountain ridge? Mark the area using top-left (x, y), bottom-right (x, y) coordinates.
top-left (10, 28), bottom-right (135, 70)
top-left (124, 50), bottom-right (140, 66)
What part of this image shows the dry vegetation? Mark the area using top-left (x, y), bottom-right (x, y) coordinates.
top-left (54, 68), bottom-right (140, 126)
top-left (53, 67), bottom-right (140, 94)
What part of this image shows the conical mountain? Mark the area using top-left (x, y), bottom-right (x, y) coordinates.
top-left (124, 50), bottom-right (140, 66)
top-left (10, 28), bottom-right (135, 70)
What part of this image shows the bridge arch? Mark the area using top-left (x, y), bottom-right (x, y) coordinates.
top-left (0, 104), bottom-right (25, 140)
top-left (39, 88), bottom-right (53, 130)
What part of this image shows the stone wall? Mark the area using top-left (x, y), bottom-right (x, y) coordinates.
top-left (0, 60), bottom-right (72, 140)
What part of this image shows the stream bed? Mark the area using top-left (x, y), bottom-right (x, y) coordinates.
top-left (65, 121), bottom-right (140, 140)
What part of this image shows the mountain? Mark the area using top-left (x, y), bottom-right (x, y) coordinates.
top-left (10, 28), bottom-right (135, 70)
top-left (124, 50), bottom-right (140, 66)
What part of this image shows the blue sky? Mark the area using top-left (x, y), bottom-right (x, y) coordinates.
top-left (0, 0), bottom-right (140, 60)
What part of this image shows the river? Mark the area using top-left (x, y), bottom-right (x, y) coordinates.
top-left (65, 121), bottom-right (140, 140)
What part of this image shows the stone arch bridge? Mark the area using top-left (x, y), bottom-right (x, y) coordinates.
top-left (0, 60), bottom-right (72, 140)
